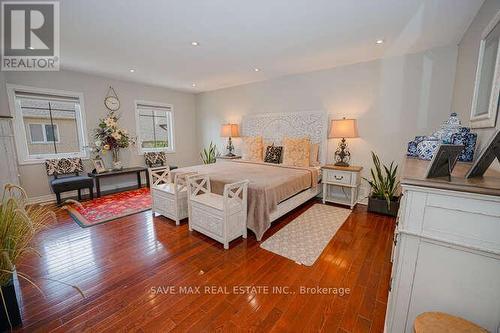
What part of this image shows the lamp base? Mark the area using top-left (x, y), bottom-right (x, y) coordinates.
top-left (334, 138), bottom-right (352, 167)
top-left (225, 137), bottom-right (235, 157)
top-left (334, 161), bottom-right (350, 167)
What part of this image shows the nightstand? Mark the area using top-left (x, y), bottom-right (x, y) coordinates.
top-left (322, 165), bottom-right (363, 209)
top-left (216, 155), bottom-right (242, 162)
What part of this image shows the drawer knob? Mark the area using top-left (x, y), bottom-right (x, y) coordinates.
top-left (334, 175), bottom-right (344, 180)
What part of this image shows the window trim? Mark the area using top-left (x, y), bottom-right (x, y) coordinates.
top-left (134, 100), bottom-right (175, 154)
top-left (6, 84), bottom-right (89, 165)
top-left (28, 123), bottom-right (61, 144)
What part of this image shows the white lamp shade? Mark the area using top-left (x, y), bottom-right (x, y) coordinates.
top-left (329, 119), bottom-right (358, 138)
top-left (220, 123), bottom-right (240, 137)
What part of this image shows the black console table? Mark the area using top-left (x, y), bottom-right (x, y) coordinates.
top-left (88, 166), bottom-right (177, 198)
top-left (89, 167), bottom-right (149, 198)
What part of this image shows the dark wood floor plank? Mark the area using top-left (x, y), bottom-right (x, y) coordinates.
top-left (12, 199), bottom-right (394, 332)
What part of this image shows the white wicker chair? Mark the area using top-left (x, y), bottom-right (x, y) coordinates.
top-left (187, 174), bottom-right (249, 249)
top-left (149, 166), bottom-right (194, 225)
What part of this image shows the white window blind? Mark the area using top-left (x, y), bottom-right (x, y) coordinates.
top-left (135, 101), bottom-right (175, 153)
top-left (8, 85), bottom-right (89, 163)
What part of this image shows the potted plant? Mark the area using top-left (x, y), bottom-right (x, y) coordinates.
top-left (363, 152), bottom-right (400, 217)
top-left (200, 142), bottom-right (219, 164)
top-left (0, 184), bottom-right (83, 331)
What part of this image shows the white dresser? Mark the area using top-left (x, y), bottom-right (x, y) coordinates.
top-left (385, 158), bottom-right (500, 333)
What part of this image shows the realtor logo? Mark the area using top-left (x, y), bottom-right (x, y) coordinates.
top-left (1, 1), bottom-right (60, 71)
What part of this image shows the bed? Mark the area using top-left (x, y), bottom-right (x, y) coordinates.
top-left (175, 111), bottom-right (328, 240)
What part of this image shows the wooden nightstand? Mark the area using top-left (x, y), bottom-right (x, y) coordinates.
top-left (216, 155), bottom-right (242, 162)
top-left (322, 165), bottom-right (363, 209)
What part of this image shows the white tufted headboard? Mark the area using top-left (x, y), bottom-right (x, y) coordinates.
top-left (241, 111), bottom-right (328, 164)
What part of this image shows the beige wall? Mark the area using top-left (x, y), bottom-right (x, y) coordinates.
top-left (196, 45), bottom-right (458, 199)
top-left (1, 69), bottom-right (198, 198)
top-left (451, 0), bottom-right (500, 170)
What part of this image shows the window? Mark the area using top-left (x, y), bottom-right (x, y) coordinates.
top-left (7, 85), bottom-right (89, 164)
top-left (29, 124), bottom-right (60, 143)
top-left (135, 101), bottom-right (175, 154)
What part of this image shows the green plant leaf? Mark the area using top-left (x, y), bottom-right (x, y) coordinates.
top-left (363, 151), bottom-right (400, 209)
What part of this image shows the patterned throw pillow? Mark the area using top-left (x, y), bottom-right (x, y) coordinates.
top-left (241, 136), bottom-right (263, 161)
top-left (45, 158), bottom-right (84, 176)
top-left (264, 145), bottom-right (283, 164)
top-left (282, 137), bottom-right (311, 167)
top-left (144, 152), bottom-right (167, 167)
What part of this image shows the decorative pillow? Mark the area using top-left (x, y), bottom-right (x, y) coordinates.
top-left (282, 137), bottom-right (311, 167)
top-left (241, 136), bottom-right (263, 161)
top-left (144, 152), bottom-right (167, 167)
top-left (264, 145), bottom-right (283, 164)
top-left (45, 158), bottom-right (84, 176)
top-left (310, 143), bottom-right (320, 167)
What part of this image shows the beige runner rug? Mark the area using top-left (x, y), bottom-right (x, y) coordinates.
top-left (260, 204), bottom-right (351, 266)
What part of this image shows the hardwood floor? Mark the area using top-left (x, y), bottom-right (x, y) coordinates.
top-left (14, 199), bottom-right (395, 332)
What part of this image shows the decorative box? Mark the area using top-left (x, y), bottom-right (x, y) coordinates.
top-left (407, 113), bottom-right (477, 162)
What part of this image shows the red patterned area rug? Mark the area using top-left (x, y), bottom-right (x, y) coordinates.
top-left (64, 188), bottom-right (152, 227)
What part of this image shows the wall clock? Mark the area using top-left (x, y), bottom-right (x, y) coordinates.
top-left (104, 86), bottom-right (120, 111)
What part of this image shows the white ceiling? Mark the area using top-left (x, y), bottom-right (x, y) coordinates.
top-left (60, 0), bottom-right (483, 92)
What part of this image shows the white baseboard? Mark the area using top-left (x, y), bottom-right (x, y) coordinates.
top-left (29, 180), bottom-right (144, 205)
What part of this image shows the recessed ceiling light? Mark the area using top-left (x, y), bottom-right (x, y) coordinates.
top-left (129, 69), bottom-right (135, 73)
top-left (376, 39), bottom-right (384, 45)
top-left (191, 41), bottom-right (199, 46)
top-left (254, 68), bottom-right (260, 72)
top-left (28, 46), bottom-right (35, 50)
top-left (192, 83), bottom-right (196, 87)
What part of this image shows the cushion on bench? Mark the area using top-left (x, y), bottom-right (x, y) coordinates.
top-left (51, 176), bottom-right (93, 192)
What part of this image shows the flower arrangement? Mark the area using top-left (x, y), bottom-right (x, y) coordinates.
top-left (92, 113), bottom-right (134, 169)
top-left (93, 113), bottom-right (133, 153)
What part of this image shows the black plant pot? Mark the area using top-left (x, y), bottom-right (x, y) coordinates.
top-left (0, 277), bottom-right (22, 332)
top-left (367, 196), bottom-right (400, 217)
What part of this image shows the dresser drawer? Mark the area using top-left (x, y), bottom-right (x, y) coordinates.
top-left (323, 169), bottom-right (352, 185)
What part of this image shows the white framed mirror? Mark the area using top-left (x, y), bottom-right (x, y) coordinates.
top-left (470, 12), bottom-right (500, 129)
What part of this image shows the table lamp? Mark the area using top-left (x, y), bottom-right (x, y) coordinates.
top-left (329, 118), bottom-right (359, 167)
top-left (220, 123), bottom-right (240, 157)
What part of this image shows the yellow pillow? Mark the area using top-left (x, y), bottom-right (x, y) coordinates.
top-left (310, 143), bottom-right (320, 166)
top-left (282, 137), bottom-right (311, 167)
top-left (241, 136), bottom-right (263, 161)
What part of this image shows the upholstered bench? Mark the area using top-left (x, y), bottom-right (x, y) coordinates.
top-left (187, 174), bottom-right (249, 249)
top-left (45, 158), bottom-right (94, 205)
